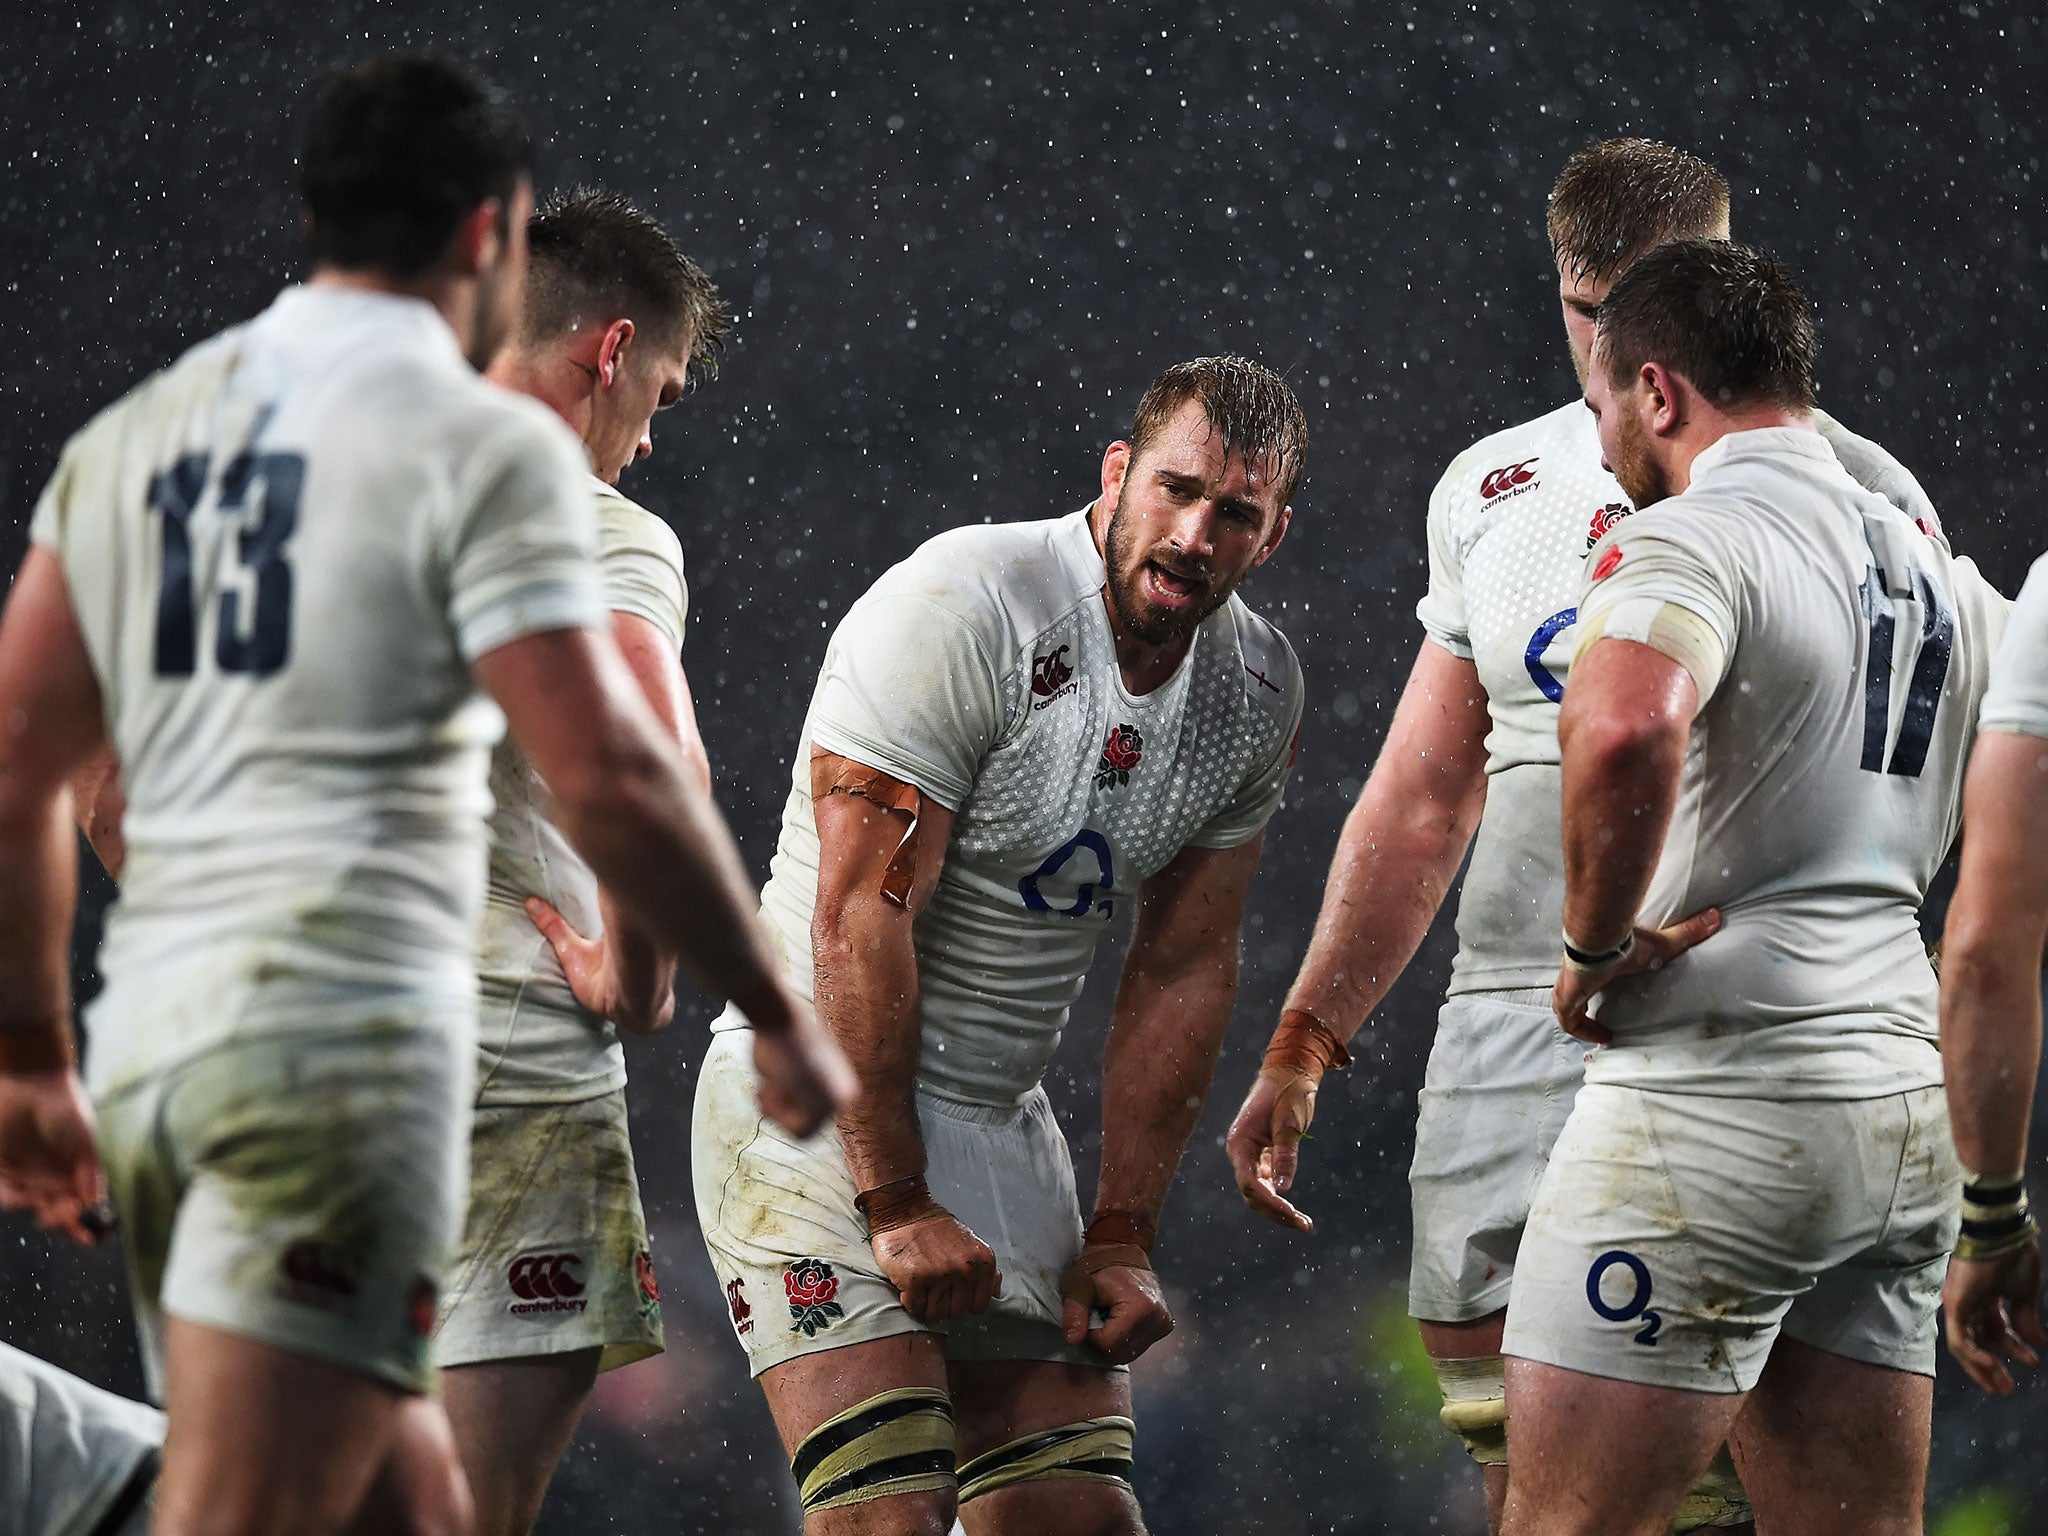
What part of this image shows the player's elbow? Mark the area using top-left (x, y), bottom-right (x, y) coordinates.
top-left (1562, 701), bottom-right (1684, 778)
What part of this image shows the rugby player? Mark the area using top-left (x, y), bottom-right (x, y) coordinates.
top-left (0, 53), bottom-right (845, 1536)
top-left (1933, 555), bottom-right (2048, 1399)
top-left (1225, 139), bottom-right (1941, 1532)
top-left (691, 358), bottom-right (1307, 1533)
top-left (1500, 239), bottom-right (2006, 1535)
top-left (425, 186), bottom-right (726, 1536)
top-left (0, 1342), bottom-right (162, 1536)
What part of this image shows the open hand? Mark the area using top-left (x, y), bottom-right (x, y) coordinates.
top-left (1553, 907), bottom-right (1722, 1044)
top-left (0, 1069), bottom-right (107, 1246)
top-left (1944, 1242), bottom-right (2045, 1396)
top-left (1226, 1068), bottom-right (1320, 1233)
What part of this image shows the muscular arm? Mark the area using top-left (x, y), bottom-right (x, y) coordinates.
top-left (1099, 837), bottom-right (1268, 1225)
top-left (1228, 640), bottom-right (1487, 1229)
top-left (1552, 637), bottom-right (1700, 1040)
top-left (808, 751), bottom-right (953, 1187)
top-left (1940, 731), bottom-right (2048, 1178)
top-left (1283, 639), bottom-right (1490, 1034)
top-left (0, 548), bottom-right (111, 1241)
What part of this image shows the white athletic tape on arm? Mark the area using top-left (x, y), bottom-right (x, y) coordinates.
top-left (1575, 597), bottom-right (1729, 702)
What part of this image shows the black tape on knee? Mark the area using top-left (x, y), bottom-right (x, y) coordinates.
top-left (956, 1416), bottom-right (1135, 1504)
top-left (792, 1388), bottom-right (956, 1514)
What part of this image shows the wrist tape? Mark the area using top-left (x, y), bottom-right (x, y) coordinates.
top-left (1956, 1172), bottom-right (2038, 1261)
top-left (1261, 1008), bottom-right (1352, 1078)
top-left (855, 1173), bottom-right (942, 1237)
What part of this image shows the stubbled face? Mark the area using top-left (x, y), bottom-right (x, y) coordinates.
top-left (1583, 341), bottom-right (1672, 509)
top-left (587, 331), bottom-right (692, 485)
top-left (467, 178), bottom-right (534, 372)
top-left (1101, 398), bottom-right (1290, 647)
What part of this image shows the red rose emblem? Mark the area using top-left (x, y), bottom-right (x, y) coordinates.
top-left (636, 1249), bottom-right (661, 1304)
top-left (1104, 724), bottom-right (1143, 772)
top-left (785, 1258), bottom-right (839, 1310)
top-left (783, 1257), bottom-right (845, 1338)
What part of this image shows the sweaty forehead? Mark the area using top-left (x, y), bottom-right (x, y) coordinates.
top-left (1136, 399), bottom-right (1285, 502)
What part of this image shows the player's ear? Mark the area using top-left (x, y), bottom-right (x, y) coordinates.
top-left (1640, 362), bottom-right (1682, 438)
top-left (597, 318), bottom-right (635, 387)
top-left (1101, 440), bottom-right (1132, 500)
top-left (452, 198), bottom-right (504, 278)
top-left (1252, 505), bottom-right (1292, 568)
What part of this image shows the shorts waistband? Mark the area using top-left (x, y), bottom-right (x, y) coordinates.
top-left (1453, 986), bottom-right (1555, 1011)
top-left (917, 1086), bottom-right (1046, 1126)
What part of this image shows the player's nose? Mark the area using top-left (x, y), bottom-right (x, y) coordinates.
top-left (636, 432), bottom-right (653, 462)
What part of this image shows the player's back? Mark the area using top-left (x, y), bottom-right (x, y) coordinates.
top-left (1583, 427), bottom-right (2006, 1097)
top-left (32, 285), bottom-right (596, 1093)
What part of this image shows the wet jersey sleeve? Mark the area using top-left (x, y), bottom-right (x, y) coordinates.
top-left (1190, 639), bottom-right (1306, 849)
top-left (1978, 552), bottom-right (2048, 740)
top-left (595, 492), bottom-right (688, 652)
top-left (1577, 514), bottom-right (1739, 704)
top-left (1415, 461), bottom-right (1474, 658)
top-left (806, 590), bottom-right (1005, 812)
top-left (446, 415), bottom-right (605, 662)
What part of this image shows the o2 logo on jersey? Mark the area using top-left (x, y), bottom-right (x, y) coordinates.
top-left (1585, 1248), bottom-right (1662, 1346)
top-left (1524, 607), bottom-right (1578, 704)
top-left (1018, 828), bottom-right (1116, 918)
top-left (150, 445), bottom-right (304, 677)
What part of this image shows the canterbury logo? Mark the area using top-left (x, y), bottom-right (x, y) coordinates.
top-left (1480, 458), bottom-right (1540, 501)
top-left (508, 1252), bottom-right (586, 1301)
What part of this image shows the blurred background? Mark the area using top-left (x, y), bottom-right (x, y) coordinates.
top-left (3, 3), bottom-right (2045, 1532)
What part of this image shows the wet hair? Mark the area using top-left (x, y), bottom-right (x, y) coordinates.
top-left (1596, 238), bottom-right (1816, 411)
top-left (298, 52), bottom-right (531, 278)
top-left (1126, 356), bottom-right (1309, 507)
top-left (1547, 138), bottom-right (1731, 283)
top-left (522, 188), bottom-right (732, 386)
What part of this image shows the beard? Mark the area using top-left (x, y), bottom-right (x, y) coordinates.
top-left (1609, 406), bottom-right (1674, 509)
top-left (1102, 491), bottom-right (1235, 646)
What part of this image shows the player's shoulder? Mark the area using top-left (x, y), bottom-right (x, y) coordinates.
top-left (1217, 593), bottom-right (1304, 720)
top-left (1812, 409), bottom-right (1945, 545)
top-left (1429, 398), bottom-right (1596, 520)
top-left (62, 321), bottom-right (252, 464)
top-left (868, 510), bottom-right (1093, 640)
top-left (591, 478), bottom-right (684, 569)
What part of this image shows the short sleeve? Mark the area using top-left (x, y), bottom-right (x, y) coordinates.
top-left (1414, 465), bottom-right (1473, 658)
top-left (447, 416), bottom-right (606, 662)
top-left (806, 590), bottom-right (1005, 812)
top-left (1577, 516), bottom-right (1739, 702)
top-left (1978, 553), bottom-right (2048, 740)
top-left (1191, 637), bottom-right (1306, 848)
top-left (594, 489), bottom-right (688, 652)
top-left (26, 436), bottom-right (80, 552)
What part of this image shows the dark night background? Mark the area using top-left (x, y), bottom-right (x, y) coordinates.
top-left (4, 3), bottom-right (2046, 1533)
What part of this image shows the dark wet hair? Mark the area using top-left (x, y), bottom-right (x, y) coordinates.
top-left (523, 188), bottom-right (732, 386)
top-left (1596, 238), bottom-right (1816, 411)
top-left (298, 52), bottom-right (531, 278)
top-left (1127, 356), bottom-right (1309, 507)
top-left (1548, 138), bottom-right (1731, 283)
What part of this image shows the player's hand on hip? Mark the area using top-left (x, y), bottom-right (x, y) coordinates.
top-left (1226, 1069), bottom-right (1318, 1233)
top-left (0, 1069), bottom-right (107, 1246)
top-left (525, 896), bottom-right (626, 1017)
top-left (748, 995), bottom-right (855, 1139)
top-left (1943, 1242), bottom-right (2046, 1396)
top-left (1553, 906), bottom-right (1722, 1044)
top-left (872, 1207), bottom-right (1002, 1323)
top-left (1061, 1259), bottom-right (1173, 1366)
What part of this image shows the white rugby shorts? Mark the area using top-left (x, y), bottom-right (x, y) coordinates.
top-left (1408, 991), bottom-right (1585, 1321)
top-left (434, 1086), bottom-right (662, 1372)
top-left (1502, 1082), bottom-right (1959, 1392)
top-left (691, 1026), bottom-right (1109, 1378)
top-left (93, 1025), bottom-right (470, 1398)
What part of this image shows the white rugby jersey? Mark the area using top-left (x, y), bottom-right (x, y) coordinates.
top-left (474, 479), bottom-right (688, 1105)
top-left (0, 1341), bottom-right (163, 1536)
top-left (29, 286), bottom-right (602, 1097)
top-left (727, 509), bottom-right (1304, 1106)
top-left (1574, 427), bottom-right (2006, 1099)
top-left (1977, 551), bottom-right (2048, 740)
top-left (1417, 401), bottom-right (1944, 996)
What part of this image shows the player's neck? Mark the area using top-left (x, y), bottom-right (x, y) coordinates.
top-left (307, 267), bottom-right (479, 356)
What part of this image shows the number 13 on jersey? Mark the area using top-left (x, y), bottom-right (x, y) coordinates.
top-left (151, 446), bottom-right (303, 678)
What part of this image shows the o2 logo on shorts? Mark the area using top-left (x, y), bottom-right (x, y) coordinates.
top-left (1018, 828), bottom-right (1116, 918)
top-left (1585, 1248), bottom-right (1662, 1346)
top-left (1525, 608), bottom-right (1578, 704)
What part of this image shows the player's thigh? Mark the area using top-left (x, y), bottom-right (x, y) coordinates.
top-left (759, 1333), bottom-right (956, 1536)
top-left (1729, 1335), bottom-right (1931, 1534)
top-left (439, 1350), bottom-right (600, 1536)
top-left (1501, 1357), bottom-right (1741, 1536)
top-left (153, 1318), bottom-right (420, 1536)
top-left (948, 1357), bottom-right (1140, 1536)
